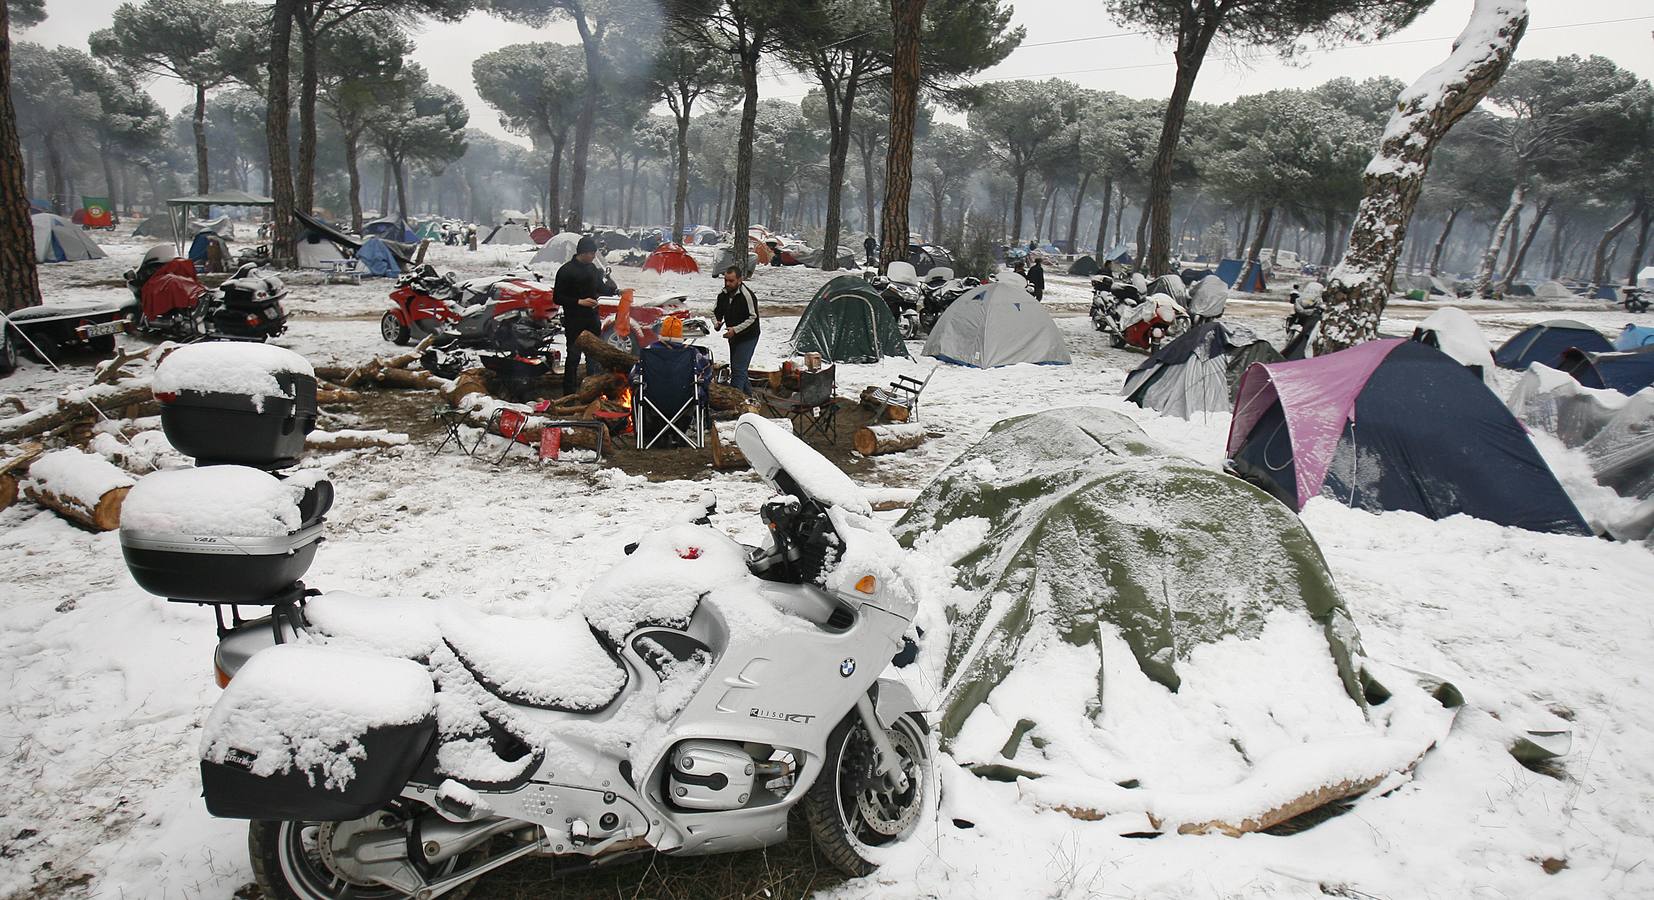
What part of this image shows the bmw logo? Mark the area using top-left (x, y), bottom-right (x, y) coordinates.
top-left (839, 658), bottom-right (856, 678)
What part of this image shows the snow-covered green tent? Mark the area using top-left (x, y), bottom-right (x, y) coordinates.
top-left (889, 408), bottom-right (1466, 834)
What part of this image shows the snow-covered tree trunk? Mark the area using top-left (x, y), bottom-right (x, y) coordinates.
top-left (1315, 0), bottom-right (1528, 355)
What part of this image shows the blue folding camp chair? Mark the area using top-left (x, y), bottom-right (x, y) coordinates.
top-left (633, 341), bottom-right (712, 449)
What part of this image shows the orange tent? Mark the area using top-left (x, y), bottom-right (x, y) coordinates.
top-left (643, 243), bottom-right (700, 275)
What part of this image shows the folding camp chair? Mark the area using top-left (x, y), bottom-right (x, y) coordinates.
top-left (433, 405), bottom-right (483, 457)
top-left (868, 365), bottom-right (938, 424)
top-left (634, 341), bottom-right (712, 449)
top-left (486, 407), bottom-right (533, 464)
top-left (765, 365), bottom-right (839, 443)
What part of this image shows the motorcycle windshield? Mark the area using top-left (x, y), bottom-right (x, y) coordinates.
top-left (733, 414), bottom-right (871, 516)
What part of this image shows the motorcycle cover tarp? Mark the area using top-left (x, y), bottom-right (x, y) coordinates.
top-left (923, 278), bottom-right (1070, 368)
top-left (791, 275), bottom-right (911, 363)
top-left (1227, 340), bottom-right (1590, 535)
top-left (1188, 275), bottom-right (1228, 319)
top-left (142, 257), bottom-right (207, 319)
top-left (1409, 307), bottom-right (1495, 387)
top-left (893, 408), bottom-right (1378, 773)
top-left (355, 237), bottom-right (402, 277)
top-left (1507, 364), bottom-right (1654, 508)
top-left (1122, 322), bottom-right (1276, 418)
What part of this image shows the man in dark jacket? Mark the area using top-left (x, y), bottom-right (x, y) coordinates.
top-left (1027, 255), bottom-right (1046, 301)
top-left (713, 266), bottom-right (760, 394)
top-left (863, 234), bottom-right (877, 267)
top-left (554, 235), bottom-right (606, 395)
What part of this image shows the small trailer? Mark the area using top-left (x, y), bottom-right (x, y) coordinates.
top-left (0, 301), bottom-right (132, 375)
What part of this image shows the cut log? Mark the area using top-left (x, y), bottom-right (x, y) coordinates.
top-left (306, 429), bottom-right (410, 451)
top-left (372, 368), bottom-right (440, 390)
top-left (0, 474), bottom-right (15, 510)
top-left (709, 383), bottom-right (757, 414)
top-left (22, 448), bottom-right (135, 531)
top-left (574, 329), bottom-right (639, 373)
top-left (853, 423), bottom-right (927, 457)
top-left (315, 386), bottom-right (361, 405)
top-left (859, 386), bottom-right (912, 422)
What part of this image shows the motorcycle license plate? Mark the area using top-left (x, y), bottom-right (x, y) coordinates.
top-left (79, 319), bottom-right (127, 338)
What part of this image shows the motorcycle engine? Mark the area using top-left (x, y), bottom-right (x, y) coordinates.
top-left (668, 740), bottom-right (757, 811)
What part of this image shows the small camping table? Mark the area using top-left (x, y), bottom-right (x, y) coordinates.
top-left (320, 259), bottom-right (362, 285)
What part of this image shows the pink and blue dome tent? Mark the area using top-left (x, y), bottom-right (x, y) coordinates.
top-left (1493, 320), bottom-right (1611, 370)
top-left (1225, 340), bottom-right (1590, 535)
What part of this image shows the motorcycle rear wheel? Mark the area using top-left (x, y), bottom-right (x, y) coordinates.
top-left (381, 311), bottom-right (411, 345)
top-left (804, 712), bottom-right (935, 878)
top-left (249, 806), bottom-right (475, 900)
top-left (0, 329), bottom-right (18, 375)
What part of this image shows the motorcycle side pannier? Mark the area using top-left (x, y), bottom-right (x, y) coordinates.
top-left (200, 644), bottom-right (437, 820)
top-left (153, 342), bottom-right (317, 468)
top-left (120, 466), bottom-right (331, 604)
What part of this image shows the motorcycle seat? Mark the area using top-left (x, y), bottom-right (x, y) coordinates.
top-left (437, 600), bottom-right (627, 714)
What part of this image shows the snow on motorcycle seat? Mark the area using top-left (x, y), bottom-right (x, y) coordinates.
top-left (438, 601), bottom-right (628, 713)
top-left (121, 466), bottom-right (331, 604)
top-left (199, 643), bottom-right (437, 820)
top-left (153, 342), bottom-right (317, 468)
top-left (580, 523), bottom-right (753, 643)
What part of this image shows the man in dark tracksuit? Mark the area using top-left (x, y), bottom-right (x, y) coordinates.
top-left (863, 234), bottom-right (877, 267)
top-left (1027, 255), bottom-right (1046, 301)
top-left (555, 235), bottom-right (606, 395)
top-left (713, 266), bottom-right (760, 394)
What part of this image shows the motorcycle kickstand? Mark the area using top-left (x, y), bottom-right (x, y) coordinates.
top-left (855, 694), bottom-right (910, 793)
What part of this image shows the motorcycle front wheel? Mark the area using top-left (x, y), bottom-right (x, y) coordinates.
top-left (249, 806), bottom-right (476, 900)
top-left (804, 712), bottom-right (935, 878)
top-left (381, 311), bottom-right (411, 345)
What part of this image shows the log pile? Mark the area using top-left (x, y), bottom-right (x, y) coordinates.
top-left (852, 422), bottom-right (928, 457)
top-left (0, 445), bottom-right (44, 511)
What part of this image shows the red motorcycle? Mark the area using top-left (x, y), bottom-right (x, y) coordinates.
top-left (381, 266), bottom-right (462, 345)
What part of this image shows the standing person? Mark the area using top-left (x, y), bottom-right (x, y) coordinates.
top-left (863, 234), bottom-right (877, 267)
top-left (713, 266), bottom-right (760, 394)
top-left (554, 235), bottom-right (605, 395)
top-left (1027, 255), bottom-right (1046, 301)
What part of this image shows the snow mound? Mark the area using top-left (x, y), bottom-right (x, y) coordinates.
top-left (200, 644), bottom-right (433, 790)
top-left (580, 523), bottom-right (749, 642)
top-left (305, 592), bottom-right (442, 659)
top-left (153, 342), bottom-right (313, 406)
top-left (122, 466), bottom-right (301, 536)
top-left (437, 601), bottom-right (626, 712)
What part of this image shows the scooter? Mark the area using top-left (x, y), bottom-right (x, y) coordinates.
top-left (157, 414), bottom-right (933, 899)
top-left (123, 247), bottom-right (288, 341)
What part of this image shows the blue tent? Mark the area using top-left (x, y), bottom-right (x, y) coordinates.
top-left (1227, 340), bottom-right (1590, 535)
top-left (1493, 320), bottom-right (1612, 369)
top-left (1557, 346), bottom-right (1654, 395)
top-left (362, 216), bottom-right (415, 242)
top-left (1593, 284), bottom-right (1623, 301)
top-left (1214, 258), bottom-right (1266, 292)
top-left (187, 230), bottom-right (227, 265)
top-left (1615, 324), bottom-right (1654, 351)
top-left (1101, 242), bottom-right (1133, 264)
top-left (356, 236), bottom-right (401, 277)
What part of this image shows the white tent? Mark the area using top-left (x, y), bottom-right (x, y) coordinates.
top-left (1638, 266), bottom-right (1654, 290)
top-left (531, 232), bottom-right (581, 267)
top-left (922, 276), bottom-right (1071, 368)
top-left (483, 223), bottom-right (533, 245)
top-left (1412, 307), bottom-right (1496, 387)
top-left (295, 235), bottom-right (344, 269)
top-left (32, 213), bottom-right (106, 263)
top-left (1534, 280), bottom-right (1574, 300)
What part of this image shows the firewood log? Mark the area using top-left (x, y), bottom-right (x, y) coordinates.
top-left (574, 330), bottom-right (639, 373)
top-left (315, 385), bottom-right (361, 405)
top-left (0, 384), bottom-right (153, 444)
top-left (306, 430), bottom-right (409, 451)
top-left (853, 423), bottom-right (927, 457)
top-left (0, 473), bottom-right (16, 511)
top-left (22, 449), bottom-right (134, 531)
top-left (439, 368), bottom-right (491, 407)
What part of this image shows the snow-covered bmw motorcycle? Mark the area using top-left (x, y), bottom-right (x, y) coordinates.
top-left (118, 353), bottom-right (934, 899)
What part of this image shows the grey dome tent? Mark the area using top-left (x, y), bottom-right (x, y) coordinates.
top-left (1122, 322), bottom-right (1280, 417)
top-left (791, 275), bottom-right (912, 363)
top-left (131, 216), bottom-right (177, 239)
top-left (711, 244), bottom-right (757, 278)
top-left (32, 213), bottom-right (106, 262)
top-left (532, 232), bottom-right (581, 267)
top-left (909, 244), bottom-right (954, 276)
top-left (482, 223), bottom-right (533, 245)
top-left (806, 244), bottom-right (857, 270)
top-left (1067, 255), bottom-right (1099, 276)
top-left (1493, 320), bottom-right (1612, 370)
top-left (922, 277), bottom-right (1071, 368)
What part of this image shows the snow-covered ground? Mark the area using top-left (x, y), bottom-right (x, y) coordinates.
top-left (2, 232), bottom-right (1651, 899)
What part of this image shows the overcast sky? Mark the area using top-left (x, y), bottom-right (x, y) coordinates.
top-left (23, 0), bottom-right (1654, 148)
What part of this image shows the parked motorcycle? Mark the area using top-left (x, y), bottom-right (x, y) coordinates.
top-left (122, 246), bottom-right (288, 341)
top-left (1621, 286), bottom-right (1650, 314)
top-left (874, 275), bottom-right (923, 339)
top-left (1090, 274), bottom-right (1187, 351)
top-left (1283, 282), bottom-right (1325, 360)
top-left (127, 408), bottom-right (934, 899)
top-left (411, 274), bottom-right (563, 397)
top-left (922, 275), bottom-right (980, 334)
top-left (381, 266), bottom-right (463, 345)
